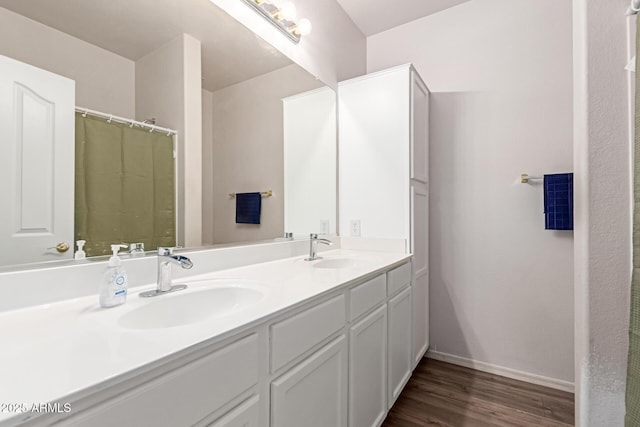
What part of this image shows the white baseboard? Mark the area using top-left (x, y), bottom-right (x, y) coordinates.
top-left (426, 350), bottom-right (575, 393)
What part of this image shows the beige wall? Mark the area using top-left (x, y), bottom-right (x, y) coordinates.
top-left (136, 34), bottom-right (203, 248)
top-left (368, 0), bottom-right (575, 387)
top-left (208, 64), bottom-right (322, 244)
top-left (202, 89), bottom-right (215, 245)
top-left (0, 7), bottom-right (135, 118)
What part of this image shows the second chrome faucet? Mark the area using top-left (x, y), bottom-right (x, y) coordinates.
top-left (140, 247), bottom-right (193, 297)
top-left (305, 233), bottom-right (332, 261)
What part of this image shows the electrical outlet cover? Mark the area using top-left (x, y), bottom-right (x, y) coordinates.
top-left (350, 220), bottom-right (361, 237)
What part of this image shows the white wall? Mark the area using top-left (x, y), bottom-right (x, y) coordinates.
top-left (210, 0), bottom-right (366, 88)
top-left (136, 34), bottom-right (203, 248)
top-left (209, 64), bottom-right (322, 244)
top-left (283, 87), bottom-right (337, 236)
top-left (573, 0), bottom-right (631, 424)
top-left (368, 0), bottom-right (575, 387)
top-left (0, 7), bottom-right (135, 118)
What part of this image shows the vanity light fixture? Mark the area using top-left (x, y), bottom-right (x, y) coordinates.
top-left (240, 0), bottom-right (311, 43)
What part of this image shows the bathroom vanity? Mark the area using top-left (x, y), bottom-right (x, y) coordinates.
top-left (0, 244), bottom-right (419, 427)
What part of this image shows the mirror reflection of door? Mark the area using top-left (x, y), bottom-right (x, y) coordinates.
top-left (0, 54), bottom-right (75, 265)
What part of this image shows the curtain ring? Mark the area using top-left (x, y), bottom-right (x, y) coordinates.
top-left (107, 115), bottom-right (112, 124)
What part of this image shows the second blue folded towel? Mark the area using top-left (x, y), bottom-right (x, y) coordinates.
top-left (543, 173), bottom-right (573, 231)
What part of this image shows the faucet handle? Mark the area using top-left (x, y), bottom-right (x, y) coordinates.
top-left (157, 246), bottom-right (175, 256)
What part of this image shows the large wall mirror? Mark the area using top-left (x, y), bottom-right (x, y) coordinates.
top-left (0, 0), bottom-right (336, 269)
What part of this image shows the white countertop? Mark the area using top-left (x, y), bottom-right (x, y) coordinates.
top-left (0, 249), bottom-right (409, 425)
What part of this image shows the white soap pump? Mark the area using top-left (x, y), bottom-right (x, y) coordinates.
top-left (99, 244), bottom-right (128, 308)
top-left (74, 240), bottom-right (86, 260)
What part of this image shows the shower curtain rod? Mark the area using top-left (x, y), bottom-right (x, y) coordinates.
top-left (75, 107), bottom-right (178, 136)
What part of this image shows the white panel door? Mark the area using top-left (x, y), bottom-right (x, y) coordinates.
top-left (271, 335), bottom-right (348, 427)
top-left (387, 286), bottom-right (412, 407)
top-left (349, 305), bottom-right (387, 427)
top-left (0, 54), bottom-right (75, 265)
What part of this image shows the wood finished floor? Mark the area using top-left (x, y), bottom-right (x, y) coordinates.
top-left (382, 358), bottom-right (574, 427)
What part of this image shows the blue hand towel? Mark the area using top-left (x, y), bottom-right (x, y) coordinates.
top-left (235, 192), bottom-right (262, 224)
top-left (543, 173), bottom-right (573, 230)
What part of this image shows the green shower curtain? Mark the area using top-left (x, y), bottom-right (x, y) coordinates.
top-left (628, 27), bottom-right (640, 426)
top-left (75, 113), bottom-right (176, 257)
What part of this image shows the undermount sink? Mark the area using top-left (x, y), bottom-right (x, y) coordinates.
top-left (119, 285), bottom-right (265, 330)
top-left (312, 258), bottom-right (356, 269)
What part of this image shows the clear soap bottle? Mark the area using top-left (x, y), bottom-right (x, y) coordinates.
top-left (99, 244), bottom-right (128, 308)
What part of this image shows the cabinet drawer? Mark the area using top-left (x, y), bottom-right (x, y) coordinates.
top-left (387, 262), bottom-right (411, 296)
top-left (271, 294), bottom-right (346, 372)
top-left (62, 334), bottom-right (260, 427)
top-left (203, 395), bottom-right (260, 427)
top-left (349, 274), bottom-right (386, 321)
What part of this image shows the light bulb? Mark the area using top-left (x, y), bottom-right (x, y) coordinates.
top-left (294, 18), bottom-right (312, 36)
top-left (279, 2), bottom-right (296, 20)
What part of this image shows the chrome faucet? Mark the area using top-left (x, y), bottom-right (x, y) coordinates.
top-left (126, 242), bottom-right (145, 257)
top-left (140, 247), bottom-right (193, 297)
top-left (305, 233), bottom-right (332, 261)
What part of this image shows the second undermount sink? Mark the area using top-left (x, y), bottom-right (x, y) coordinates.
top-left (119, 284), bottom-right (265, 330)
top-left (312, 258), bottom-right (357, 269)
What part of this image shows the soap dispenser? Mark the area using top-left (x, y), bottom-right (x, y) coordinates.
top-left (99, 244), bottom-right (128, 308)
top-left (74, 240), bottom-right (86, 260)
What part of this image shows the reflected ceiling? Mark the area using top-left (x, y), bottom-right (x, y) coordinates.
top-left (0, 0), bottom-right (293, 91)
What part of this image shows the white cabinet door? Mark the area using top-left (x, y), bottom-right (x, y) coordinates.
top-left (349, 305), bottom-right (387, 427)
top-left (0, 54), bottom-right (75, 265)
top-left (410, 66), bottom-right (429, 367)
top-left (271, 335), bottom-right (348, 427)
top-left (410, 69), bottom-right (429, 184)
top-left (387, 286), bottom-right (412, 407)
top-left (411, 185), bottom-right (429, 367)
top-left (412, 269), bottom-right (429, 368)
